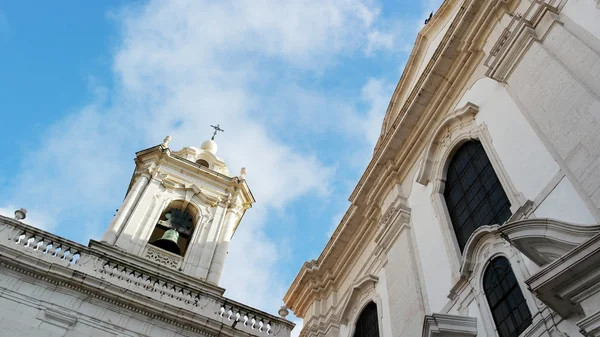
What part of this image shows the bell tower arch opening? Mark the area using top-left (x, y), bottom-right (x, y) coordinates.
top-left (148, 200), bottom-right (200, 257)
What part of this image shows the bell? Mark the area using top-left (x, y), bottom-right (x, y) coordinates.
top-left (152, 229), bottom-right (181, 255)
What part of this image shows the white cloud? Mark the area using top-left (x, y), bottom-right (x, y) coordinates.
top-left (0, 206), bottom-right (55, 232)
top-left (1, 0), bottom-right (407, 316)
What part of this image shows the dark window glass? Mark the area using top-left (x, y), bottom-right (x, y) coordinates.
top-left (353, 302), bottom-right (379, 337)
top-left (444, 140), bottom-right (511, 251)
top-left (484, 257), bottom-right (532, 337)
top-left (196, 159), bottom-right (209, 168)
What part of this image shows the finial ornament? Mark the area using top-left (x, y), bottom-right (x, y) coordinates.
top-left (210, 124), bottom-right (224, 140)
top-left (14, 208), bottom-right (27, 220)
top-left (240, 167), bottom-right (247, 179)
top-left (278, 305), bottom-right (289, 319)
top-left (162, 135), bottom-right (172, 148)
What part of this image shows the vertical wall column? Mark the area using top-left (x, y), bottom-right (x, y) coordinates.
top-left (182, 214), bottom-right (209, 275)
top-left (207, 206), bottom-right (240, 285)
top-left (115, 176), bottom-right (163, 253)
top-left (196, 206), bottom-right (227, 280)
top-left (101, 173), bottom-right (150, 245)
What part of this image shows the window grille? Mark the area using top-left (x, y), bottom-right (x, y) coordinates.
top-left (444, 140), bottom-right (511, 251)
top-left (484, 257), bottom-right (532, 337)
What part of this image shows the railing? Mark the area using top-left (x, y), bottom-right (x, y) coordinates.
top-left (0, 215), bottom-right (293, 337)
top-left (0, 217), bottom-right (86, 266)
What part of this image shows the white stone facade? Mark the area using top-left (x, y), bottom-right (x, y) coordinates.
top-left (0, 138), bottom-right (294, 336)
top-left (284, 1), bottom-right (600, 337)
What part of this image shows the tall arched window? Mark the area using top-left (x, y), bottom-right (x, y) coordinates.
top-left (444, 140), bottom-right (512, 251)
top-left (353, 302), bottom-right (379, 337)
top-left (484, 257), bottom-right (532, 337)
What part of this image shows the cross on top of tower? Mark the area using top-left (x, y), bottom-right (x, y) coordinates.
top-left (210, 124), bottom-right (224, 140)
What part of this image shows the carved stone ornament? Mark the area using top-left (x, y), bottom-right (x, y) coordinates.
top-left (144, 245), bottom-right (182, 269)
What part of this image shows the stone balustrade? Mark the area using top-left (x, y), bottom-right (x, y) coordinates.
top-left (0, 217), bottom-right (86, 266)
top-left (0, 215), bottom-right (293, 337)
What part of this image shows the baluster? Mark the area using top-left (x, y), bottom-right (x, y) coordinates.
top-left (48, 244), bottom-right (60, 257)
top-left (15, 233), bottom-right (26, 245)
top-left (33, 236), bottom-right (44, 252)
top-left (24, 235), bottom-right (34, 248)
top-left (61, 249), bottom-right (71, 261)
top-left (70, 252), bottom-right (81, 264)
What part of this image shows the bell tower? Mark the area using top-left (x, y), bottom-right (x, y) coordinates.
top-left (100, 135), bottom-right (253, 285)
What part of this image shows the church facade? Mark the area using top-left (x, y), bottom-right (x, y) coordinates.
top-left (0, 137), bottom-right (294, 336)
top-left (284, 1), bottom-right (600, 337)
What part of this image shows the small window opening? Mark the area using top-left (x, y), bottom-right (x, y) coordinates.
top-left (196, 159), bottom-right (209, 168)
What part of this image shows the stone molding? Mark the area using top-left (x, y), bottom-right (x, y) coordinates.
top-left (143, 244), bottom-right (183, 270)
top-left (421, 314), bottom-right (477, 337)
top-left (485, 0), bottom-right (564, 82)
top-left (416, 102), bottom-right (479, 186)
top-left (0, 215), bottom-right (294, 337)
top-left (527, 230), bottom-right (600, 318)
top-left (373, 198), bottom-right (411, 259)
top-left (338, 274), bottom-right (379, 326)
top-left (498, 218), bottom-right (600, 266)
top-left (36, 308), bottom-right (78, 330)
top-left (578, 310), bottom-right (600, 337)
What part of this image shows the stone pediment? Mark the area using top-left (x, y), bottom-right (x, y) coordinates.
top-left (422, 314), bottom-right (477, 337)
top-left (498, 218), bottom-right (600, 266)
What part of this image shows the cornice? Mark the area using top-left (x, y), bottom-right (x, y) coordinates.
top-left (285, 0), bottom-right (513, 319)
top-left (127, 144), bottom-right (253, 199)
top-left (526, 230), bottom-right (600, 318)
top-left (422, 313), bottom-right (477, 337)
top-left (379, 0), bottom-right (460, 140)
top-left (499, 218), bottom-right (600, 266)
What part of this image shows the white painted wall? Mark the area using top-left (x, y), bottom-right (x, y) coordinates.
top-left (468, 300), bottom-right (488, 337)
top-left (562, 0), bottom-right (600, 41)
top-left (535, 176), bottom-right (596, 223)
top-left (408, 181), bottom-right (454, 313)
top-left (0, 267), bottom-right (208, 337)
top-left (376, 267), bottom-right (394, 337)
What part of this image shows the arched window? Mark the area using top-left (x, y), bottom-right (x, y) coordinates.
top-left (196, 159), bottom-right (209, 168)
top-left (353, 302), bottom-right (379, 337)
top-left (148, 200), bottom-right (199, 257)
top-left (483, 257), bottom-right (532, 337)
top-left (444, 140), bottom-right (512, 251)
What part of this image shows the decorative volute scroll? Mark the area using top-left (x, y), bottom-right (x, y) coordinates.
top-left (422, 314), bottom-right (477, 337)
top-left (416, 102), bottom-right (479, 186)
top-left (498, 218), bottom-right (600, 266)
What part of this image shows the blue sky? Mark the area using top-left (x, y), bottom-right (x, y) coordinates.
top-left (0, 0), bottom-right (440, 333)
